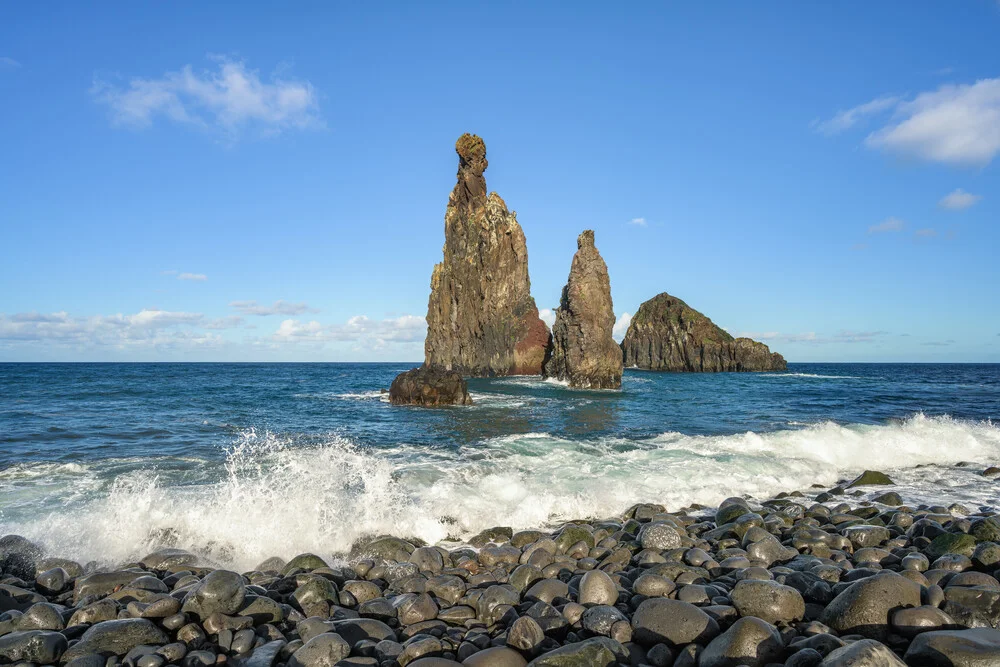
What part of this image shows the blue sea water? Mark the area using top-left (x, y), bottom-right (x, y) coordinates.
top-left (1, 362), bottom-right (998, 569)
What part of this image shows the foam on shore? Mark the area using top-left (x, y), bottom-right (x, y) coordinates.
top-left (0, 414), bottom-right (997, 570)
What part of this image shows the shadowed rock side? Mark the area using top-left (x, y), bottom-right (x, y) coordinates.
top-left (388, 366), bottom-right (472, 406)
top-left (621, 292), bottom-right (787, 372)
top-left (424, 134), bottom-right (550, 377)
top-left (543, 230), bottom-right (623, 389)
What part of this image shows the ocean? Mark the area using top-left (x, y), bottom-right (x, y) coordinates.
top-left (1, 362), bottom-right (998, 571)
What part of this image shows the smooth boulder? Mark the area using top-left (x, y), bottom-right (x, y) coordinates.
top-left (820, 571), bottom-right (921, 640)
top-left (631, 598), bottom-right (719, 647)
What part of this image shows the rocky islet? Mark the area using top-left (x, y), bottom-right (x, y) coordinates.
top-left (3, 473), bottom-right (1000, 666)
top-left (392, 136), bottom-right (789, 404)
top-left (620, 293), bottom-right (786, 373)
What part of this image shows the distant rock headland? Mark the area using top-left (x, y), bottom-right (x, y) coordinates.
top-left (543, 231), bottom-right (623, 389)
top-left (620, 292), bottom-right (787, 372)
top-left (423, 134), bottom-right (550, 377)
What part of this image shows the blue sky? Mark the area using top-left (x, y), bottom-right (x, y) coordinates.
top-left (1, 2), bottom-right (998, 362)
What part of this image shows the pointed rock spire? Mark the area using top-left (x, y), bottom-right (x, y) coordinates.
top-left (543, 230), bottom-right (623, 389)
top-left (422, 134), bottom-right (550, 376)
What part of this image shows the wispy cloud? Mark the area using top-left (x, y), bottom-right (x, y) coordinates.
top-left (177, 272), bottom-right (207, 281)
top-left (230, 300), bottom-right (317, 316)
top-left (813, 95), bottom-right (901, 135)
top-left (0, 57), bottom-right (21, 70)
top-left (868, 217), bottom-right (905, 234)
top-left (737, 331), bottom-right (820, 344)
top-left (612, 312), bottom-right (632, 342)
top-left (851, 243), bottom-right (869, 251)
top-left (628, 217), bottom-right (647, 227)
top-left (819, 78), bottom-right (1000, 166)
top-left (739, 330), bottom-right (888, 344)
top-left (833, 330), bottom-right (889, 343)
top-left (914, 228), bottom-right (938, 238)
top-left (938, 188), bottom-right (982, 210)
top-left (922, 339), bottom-right (956, 346)
top-left (274, 315), bottom-right (426, 349)
top-left (204, 316), bottom-right (244, 330)
top-left (538, 308), bottom-right (556, 329)
top-left (92, 56), bottom-right (322, 140)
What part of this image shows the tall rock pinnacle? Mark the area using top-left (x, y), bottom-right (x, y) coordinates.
top-left (543, 230), bottom-right (623, 389)
top-left (423, 134), bottom-right (550, 376)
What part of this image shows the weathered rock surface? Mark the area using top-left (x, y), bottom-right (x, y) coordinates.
top-left (422, 134), bottom-right (549, 377)
top-left (388, 366), bottom-right (472, 407)
top-left (620, 292), bottom-right (786, 372)
top-left (542, 230), bottom-right (622, 389)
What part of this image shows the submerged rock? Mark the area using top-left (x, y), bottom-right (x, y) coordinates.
top-left (388, 366), bottom-right (472, 407)
top-left (620, 292), bottom-right (786, 372)
top-left (422, 133), bottom-right (549, 377)
top-left (542, 230), bottom-right (622, 389)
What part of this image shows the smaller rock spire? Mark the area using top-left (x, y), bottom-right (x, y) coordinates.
top-left (543, 230), bottom-right (623, 389)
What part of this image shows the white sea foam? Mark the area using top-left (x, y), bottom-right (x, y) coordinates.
top-left (1, 414), bottom-right (997, 570)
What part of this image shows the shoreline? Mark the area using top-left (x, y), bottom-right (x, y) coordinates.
top-left (2, 472), bottom-right (1000, 666)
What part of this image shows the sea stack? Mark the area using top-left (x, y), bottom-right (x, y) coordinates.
top-left (423, 134), bottom-right (550, 376)
top-left (621, 292), bottom-right (787, 372)
top-left (543, 230), bottom-right (623, 389)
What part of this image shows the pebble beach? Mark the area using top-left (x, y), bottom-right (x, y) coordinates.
top-left (4, 466), bottom-right (1000, 667)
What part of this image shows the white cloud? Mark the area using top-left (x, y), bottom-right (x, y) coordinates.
top-left (819, 78), bottom-right (1000, 166)
top-left (177, 272), bottom-right (207, 281)
top-left (274, 315), bottom-right (426, 348)
top-left (938, 188), bottom-right (982, 210)
top-left (914, 228), bottom-right (938, 238)
top-left (813, 95), bottom-right (901, 135)
top-left (868, 217), bottom-right (905, 234)
top-left (230, 300), bottom-right (316, 316)
top-left (628, 217), bottom-right (647, 227)
top-left (538, 308), bottom-right (556, 328)
top-left (0, 309), bottom-right (227, 349)
top-left (0, 57), bottom-right (21, 70)
top-left (612, 312), bottom-right (632, 341)
top-left (92, 57), bottom-right (322, 139)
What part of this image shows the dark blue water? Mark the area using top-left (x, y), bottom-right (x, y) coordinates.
top-left (1, 363), bottom-right (998, 568)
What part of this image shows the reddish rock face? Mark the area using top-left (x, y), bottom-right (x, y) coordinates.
top-left (620, 292), bottom-right (787, 372)
top-left (543, 230), bottom-right (623, 389)
top-left (423, 134), bottom-right (550, 377)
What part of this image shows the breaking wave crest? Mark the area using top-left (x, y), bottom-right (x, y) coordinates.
top-left (1, 414), bottom-right (998, 570)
